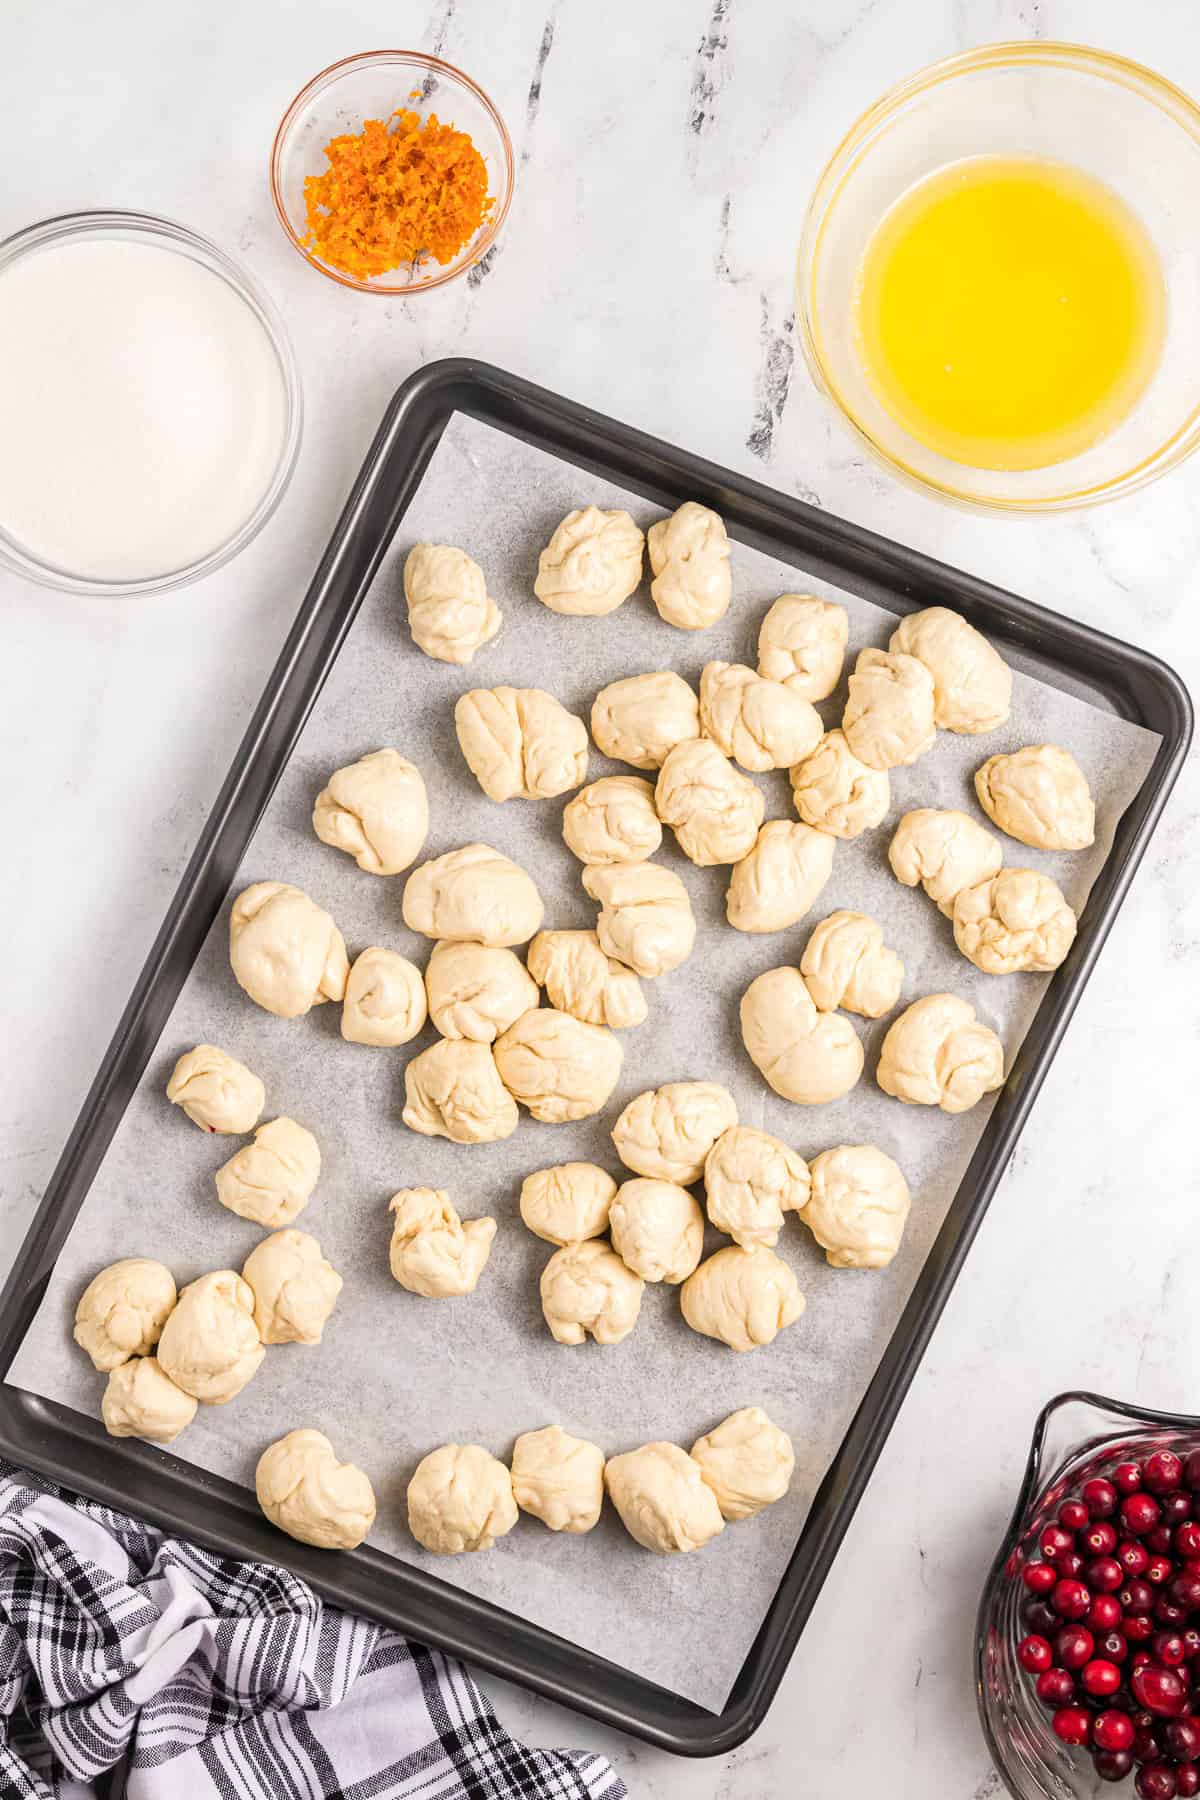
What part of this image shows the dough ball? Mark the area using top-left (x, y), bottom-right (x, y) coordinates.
top-left (156, 1270), bottom-right (264, 1405)
top-left (101, 1357), bottom-right (197, 1445)
top-left (407, 1443), bottom-right (518, 1554)
top-left (520, 1162), bottom-right (616, 1246)
top-left (800, 911), bottom-right (904, 1018)
top-left (726, 820), bottom-right (835, 935)
top-left (454, 686), bottom-right (588, 802)
top-left (561, 775), bottom-right (662, 866)
top-left (540, 1239), bottom-right (644, 1345)
top-left (975, 745), bottom-right (1095, 851)
top-left (609, 1178), bottom-right (705, 1284)
top-left (166, 1044), bottom-right (265, 1135)
top-left (889, 808), bottom-right (1004, 917)
top-left (582, 861), bottom-right (696, 978)
top-left (876, 993), bottom-right (1005, 1114)
top-left (527, 929), bottom-right (646, 1029)
top-left (757, 593), bottom-right (849, 701)
top-left (790, 730), bottom-right (890, 840)
top-left (388, 1188), bottom-right (497, 1298)
top-left (242, 1229), bottom-right (343, 1343)
top-left (215, 1117), bottom-right (321, 1228)
top-left (952, 868), bottom-right (1077, 975)
top-left (647, 502), bottom-right (732, 630)
top-left (655, 738), bottom-right (765, 867)
top-left (341, 947), bottom-right (427, 1046)
top-left (611, 1081), bottom-right (738, 1185)
top-left (403, 543), bottom-right (501, 665)
top-left (229, 882), bottom-right (348, 1019)
top-left (740, 967), bottom-right (864, 1105)
top-left (534, 506), bottom-right (644, 616)
top-left (511, 1425), bottom-right (606, 1533)
top-left (690, 1406), bottom-right (794, 1521)
top-left (699, 661), bottom-right (823, 773)
top-left (311, 748), bottom-right (428, 875)
top-left (842, 647), bottom-right (937, 771)
top-left (890, 607), bottom-right (1012, 734)
top-left (403, 844), bottom-right (543, 947)
top-left (703, 1125), bottom-right (810, 1250)
top-left (605, 1442), bottom-right (725, 1554)
top-left (494, 1007), bottom-right (623, 1124)
top-left (74, 1258), bottom-right (177, 1372)
top-left (804, 1145), bottom-right (912, 1270)
top-left (402, 1039), bottom-right (519, 1144)
top-left (424, 939), bottom-right (538, 1042)
top-left (680, 1245), bottom-right (806, 1353)
top-left (256, 1428), bottom-right (376, 1550)
top-left (590, 671), bottom-right (700, 769)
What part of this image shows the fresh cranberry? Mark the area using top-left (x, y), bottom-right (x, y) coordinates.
top-left (1178, 1525), bottom-right (1200, 1561)
top-left (1098, 1630), bottom-right (1130, 1663)
top-left (1053, 1705), bottom-right (1092, 1745)
top-left (1154, 1632), bottom-right (1188, 1667)
top-left (1037, 1667), bottom-right (1076, 1706)
top-left (1095, 1748), bottom-right (1135, 1782)
top-left (1157, 1598), bottom-right (1189, 1629)
top-left (1149, 1526), bottom-right (1176, 1555)
top-left (1163, 1493), bottom-right (1193, 1525)
top-left (1089, 1594), bottom-right (1124, 1631)
top-left (1061, 1498), bottom-right (1091, 1531)
top-left (1057, 1551), bottom-right (1086, 1580)
top-left (1042, 1523), bottom-right (1075, 1561)
top-left (1085, 1477), bottom-right (1121, 1518)
top-left (1136, 1766), bottom-right (1179, 1800)
top-left (1024, 1559), bottom-right (1058, 1593)
top-left (1134, 1725), bottom-right (1163, 1763)
top-left (1053, 1579), bottom-right (1094, 1621)
top-left (1185, 1451), bottom-right (1200, 1491)
top-left (1085, 1521), bottom-right (1121, 1557)
top-left (1018, 1633), bottom-right (1053, 1672)
top-left (1125, 1579), bottom-right (1157, 1614)
top-left (1147, 1557), bottom-right (1175, 1587)
top-left (1025, 1598), bottom-right (1062, 1635)
top-left (1127, 1615), bottom-right (1157, 1643)
top-left (1088, 1558), bottom-right (1125, 1594)
top-left (1146, 1452), bottom-right (1185, 1495)
top-left (1122, 1541), bottom-right (1153, 1577)
top-left (1177, 1766), bottom-right (1200, 1799)
top-left (1172, 1573), bottom-right (1200, 1611)
top-left (1094, 1709), bottom-right (1136, 1751)
top-left (1132, 1662), bottom-right (1189, 1717)
top-left (1134, 1651), bottom-right (1155, 1673)
top-left (1124, 1494), bottom-right (1163, 1537)
top-left (1115, 1462), bottom-right (1146, 1495)
top-left (1084, 1660), bottom-right (1124, 1698)
top-left (1165, 1718), bottom-right (1200, 1760)
top-left (1183, 1631), bottom-right (1200, 1661)
top-left (1057, 1626), bottom-right (1096, 1669)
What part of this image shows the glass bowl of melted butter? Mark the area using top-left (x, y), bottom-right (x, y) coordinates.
top-left (797, 42), bottom-right (1200, 510)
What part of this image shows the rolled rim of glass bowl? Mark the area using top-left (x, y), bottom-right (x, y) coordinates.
top-left (0, 209), bottom-right (303, 597)
top-left (796, 41), bottom-right (1200, 513)
top-left (269, 49), bottom-right (515, 295)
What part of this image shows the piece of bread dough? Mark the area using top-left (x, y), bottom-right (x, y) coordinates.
top-left (804, 1145), bottom-right (912, 1270)
top-left (590, 672), bottom-right (700, 769)
top-left (800, 911), bottom-right (904, 1018)
top-left (561, 776), bottom-right (662, 866)
top-left (166, 1044), bottom-right (265, 1135)
top-left (790, 730), bottom-right (890, 840)
top-left (403, 543), bottom-right (501, 665)
top-left (876, 994), bottom-right (1005, 1114)
top-left (611, 1081), bottom-right (738, 1185)
top-left (215, 1117), bottom-right (321, 1228)
top-left (609, 1178), bottom-right (705, 1284)
top-left (842, 647), bottom-right (937, 771)
top-left (312, 748), bottom-right (428, 875)
top-left (605, 1441), bottom-right (725, 1553)
top-left (256, 1428), bottom-right (376, 1550)
top-left (703, 1125), bottom-right (810, 1250)
top-left (74, 1259), bottom-right (177, 1372)
top-left (387, 1188), bottom-right (497, 1297)
top-left (534, 506), bottom-right (644, 616)
top-left (740, 967), bottom-right (863, 1104)
top-left (101, 1357), bottom-right (198, 1445)
top-left (680, 1245), bottom-right (806, 1353)
top-left (519, 1163), bottom-right (617, 1246)
top-left (229, 882), bottom-right (348, 1019)
top-left (341, 947), bottom-right (427, 1046)
top-left (726, 820), bottom-right (835, 934)
top-left (540, 1239), bottom-right (644, 1345)
top-left (582, 861), bottom-right (696, 978)
top-left (403, 844), bottom-right (543, 947)
top-left (952, 868), bottom-right (1077, 974)
top-left (454, 686), bottom-right (589, 802)
top-left (511, 1425), bottom-right (606, 1533)
top-left (494, 1008), bottom-right (623, 1123)
top-left (424, 939), bottom-right (538, 1042)
top-left (975, 745), bottom-right (1095, 851)
top-left (527, 930), bottom-right (646, 1030)
top-left (699, 661), bottom-right (823, 773)
top-left (889, 809), bottom-right (1004, 917)
top-left (757, 594), bottom-right (848, 701)
top-left (647, 502), bottom-right (732, 630)
top-left (690, 1406), bottom-right (794, 1521)
top-left (407, 1443), bottom-right (518, 1554)
top-left (402, 1039), bottom-right (519, 1143)
top-left (890, 607), bottom-right (1012, 734)
top-left (156, 1271), bottom-right (265, 1405)
top-left (242, 1229), bottom-right (343, 1343)
top-left (655, 738), bottom-right (765, 867)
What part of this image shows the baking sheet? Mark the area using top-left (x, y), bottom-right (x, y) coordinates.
top-left (8, 416), bottom-right (1161, 1712)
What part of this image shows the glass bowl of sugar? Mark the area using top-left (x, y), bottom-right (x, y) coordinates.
top-left (0, 210), bottom-right (302, 595)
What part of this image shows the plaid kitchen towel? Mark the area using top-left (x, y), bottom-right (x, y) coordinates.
top-left (0, 1461), bottom-right (626, 1800)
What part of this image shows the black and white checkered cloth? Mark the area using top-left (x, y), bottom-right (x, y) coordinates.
top-left (0, 1461), bottom-right (626, 1800)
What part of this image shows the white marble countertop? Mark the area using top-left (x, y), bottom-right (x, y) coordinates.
top-left (3, 1), bottom-right (1199, 1793)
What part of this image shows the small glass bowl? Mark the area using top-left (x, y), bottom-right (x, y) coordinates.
top-left (270, 50), bottom-right (514, 295)
top-left (977, 1391), bottom-right (1200, 1797)
top-left (797, 43), bottom-right (1200, 511)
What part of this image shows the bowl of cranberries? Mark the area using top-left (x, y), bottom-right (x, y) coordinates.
top-left (979, 1393), bottom-right (1200, 1798)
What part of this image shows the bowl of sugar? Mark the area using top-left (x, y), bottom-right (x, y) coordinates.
top-left (0, 210), bottom-right (302, 594)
